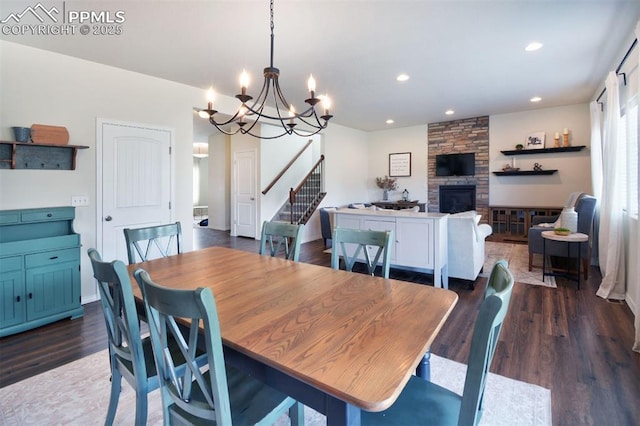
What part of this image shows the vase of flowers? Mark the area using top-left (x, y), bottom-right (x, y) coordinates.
top-left (375, 175), bottom-right (398, 200)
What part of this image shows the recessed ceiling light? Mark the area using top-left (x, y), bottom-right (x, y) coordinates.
top-left (530, 96), bottom-right (542, 103)
top-left (445, 109), bottom-right (455, 115)
top-left (396, 74), bottom-right (409, 82)
top-left (386, 119), bottom-right (395, 124)
top-left (525, 42), bottom-right (543, 52)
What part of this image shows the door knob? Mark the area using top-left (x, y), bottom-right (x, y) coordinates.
top-left (105, 216), bottom-right (113, 222)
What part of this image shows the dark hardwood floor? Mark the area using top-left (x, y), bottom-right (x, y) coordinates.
top-left (2, 226), bottom-right (639, 425)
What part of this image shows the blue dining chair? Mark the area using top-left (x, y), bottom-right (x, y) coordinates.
top-left (87, 248), bottom-right (206, 426)
top-left (362, 259), bottom-right (514, 426)
top-left (123, 222), bottom-right (182, 264)
top-left (133, 268), bottom-right (304, 425)
top-left (331, 227), bottom-right (393, 278)
top-left (259, 220), bottom-right (304, 261)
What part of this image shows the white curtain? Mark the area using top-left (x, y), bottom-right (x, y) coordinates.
top-left (596, 71), bottom-right (626, 300)
top-left (633, 21), bottom-right (640, 353)
top-left (589, 102), bottom-right (602, 266)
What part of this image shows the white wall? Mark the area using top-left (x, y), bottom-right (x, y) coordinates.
top-left (0, 41), bottom-right (203, 302)
top-left (207, 133), bottom-right (231, 231)
top-left (260, 128), bottom-right (320, 225)
top-left (489, 104), bottom-right (592, 206)
top-left (194, 157), bottom-right (209, 206)
top-left (367, 125), bottom-right (429, 205)
top-left (300, 123), bottom-right (370, 241)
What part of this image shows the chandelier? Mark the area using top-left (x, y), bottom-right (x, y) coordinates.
top-left (200, 0), bottom-right (333, 139)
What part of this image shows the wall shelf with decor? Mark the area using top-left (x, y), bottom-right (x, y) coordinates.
top-left (500, 145), bottom-right (586, 156)
top-left (0, 141), bottom-right (89, 170)
top-left (493, 170), bottom-right (557, 176)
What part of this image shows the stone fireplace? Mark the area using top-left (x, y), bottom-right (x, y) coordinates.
top-left (439, 185), bottom-right (476, 213)
top-left (427, 116), bottom-right (489, 221)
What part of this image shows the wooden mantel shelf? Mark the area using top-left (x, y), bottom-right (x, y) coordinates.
top-left (0, 141), bottom-right (89, 170)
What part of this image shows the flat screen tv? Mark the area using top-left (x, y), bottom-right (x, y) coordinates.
top-left (435, 152), bottom-right (475, 176)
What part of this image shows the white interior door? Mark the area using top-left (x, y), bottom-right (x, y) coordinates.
top-left (233, 149), bottom-right (257, 238)
top-left (98, 120), bottom-right (173, 263)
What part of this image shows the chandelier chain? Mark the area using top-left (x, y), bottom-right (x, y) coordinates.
top-left (270, 0), bottom-right (274, 32)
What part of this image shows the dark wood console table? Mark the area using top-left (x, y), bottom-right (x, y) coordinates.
top-left (371, 200), bottom-right (426, 212)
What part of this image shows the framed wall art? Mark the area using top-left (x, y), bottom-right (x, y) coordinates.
top-left (389, 152), bottom-right (411, 177)
top-left (525, 131), bottom-right (545, 150)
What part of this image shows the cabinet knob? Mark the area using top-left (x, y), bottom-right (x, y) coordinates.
top-left (105, 216), bottom-right (113, 222)
top-left (47, 213), bottom-right (52, 217)
top-left (29, 293), bottom-right (33, 299)
top-left (16, 295), bottom-right (20, 302)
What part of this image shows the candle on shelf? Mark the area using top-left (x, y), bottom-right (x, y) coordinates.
top-left (562, 128), bottom-right (570, 147)
top-left (554, 132), bottom-right (560, 147)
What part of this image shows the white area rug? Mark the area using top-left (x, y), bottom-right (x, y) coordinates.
top-left (0, 350), bottom-right (551, 426)
top-left (482, 242), bottom-right (556, 288)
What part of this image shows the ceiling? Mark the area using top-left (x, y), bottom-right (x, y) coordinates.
top-left (2, 0), bottom-right (639, 132)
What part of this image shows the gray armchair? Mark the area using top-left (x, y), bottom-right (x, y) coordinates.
top-left (528, 194), bottom-right (597, 279)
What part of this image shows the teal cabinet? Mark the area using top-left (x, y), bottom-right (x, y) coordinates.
top-left (0, 267), bottom-right (25, 329)
top-left (0, 207), bottom-right (83, 337)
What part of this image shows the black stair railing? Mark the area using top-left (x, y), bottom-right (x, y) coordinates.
top-left (289, 155), bottom-right (325, 224)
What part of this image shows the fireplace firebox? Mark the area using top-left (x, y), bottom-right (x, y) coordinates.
top-left (439, 185), bottom-right (476, 213)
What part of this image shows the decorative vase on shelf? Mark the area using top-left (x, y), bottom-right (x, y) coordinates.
top-left (383, 190), bottom-right (389, 201)
top-left (560, 206), bottom-right (578, 233)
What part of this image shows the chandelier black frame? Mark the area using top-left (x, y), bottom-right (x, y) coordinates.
top-left (201, 0), bottom-right (333, 139)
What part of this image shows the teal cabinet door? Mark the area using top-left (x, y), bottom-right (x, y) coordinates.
top-left (0, 270), bottom-right (26, 329)
top-left (25, 261), bottom-right (81, 321)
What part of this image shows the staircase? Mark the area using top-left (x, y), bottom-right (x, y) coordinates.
top-left (274, 155), bottom-right (326, 225)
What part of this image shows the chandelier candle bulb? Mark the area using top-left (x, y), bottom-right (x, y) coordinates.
top-left (322, 95), bottom-right (331, 116)
top-left (206, 88), bottom-right (215, 109)
top-left (240, 70), bottom-right (249, 94)
top-left (289, 106), bottom-right (295, 125)
top-left (308, 75), bottom-right (316, 96)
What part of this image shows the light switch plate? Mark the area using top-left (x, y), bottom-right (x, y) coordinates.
top-left (71, 195), bottom-right (89, 207)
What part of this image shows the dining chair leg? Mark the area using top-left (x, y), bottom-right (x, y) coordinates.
top-left (415, 350), bottom-right (431, 381)
top-left (106, 369), bottom-right (122, 425)
top-left (289, 402), bottom-right (304, 426)
top-left (582, 258), bottom-right (589, 280)
top-left (134, 389), bottom-right (148, 426)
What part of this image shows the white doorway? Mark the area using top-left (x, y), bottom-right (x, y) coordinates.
top-left (232, 149), bottom-right (257, 238)
top-left (97, 119), bottom-right (174, 263)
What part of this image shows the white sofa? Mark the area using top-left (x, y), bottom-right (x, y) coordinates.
top-left (447, 211), bottom-right (493, 285)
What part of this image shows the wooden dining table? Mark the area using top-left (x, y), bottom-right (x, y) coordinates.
top-left (127, 246), bottom-right (458, 426)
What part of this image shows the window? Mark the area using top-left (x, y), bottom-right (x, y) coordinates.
top-left (620, 91), bottom-right (639, 218)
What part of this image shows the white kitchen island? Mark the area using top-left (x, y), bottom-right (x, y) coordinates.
top-left (334, 208), bottom-right (449, 288)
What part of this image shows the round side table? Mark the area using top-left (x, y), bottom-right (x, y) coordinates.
top-left (541, 230), bottom-right (588, 289)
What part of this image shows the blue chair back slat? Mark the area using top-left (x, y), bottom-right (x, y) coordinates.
top-left (124, 222), bottom-right (182, 264)
top-left (331, 227), bottom-right (393, 278)
top-left (259, 220), bottom-right (304, 261)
